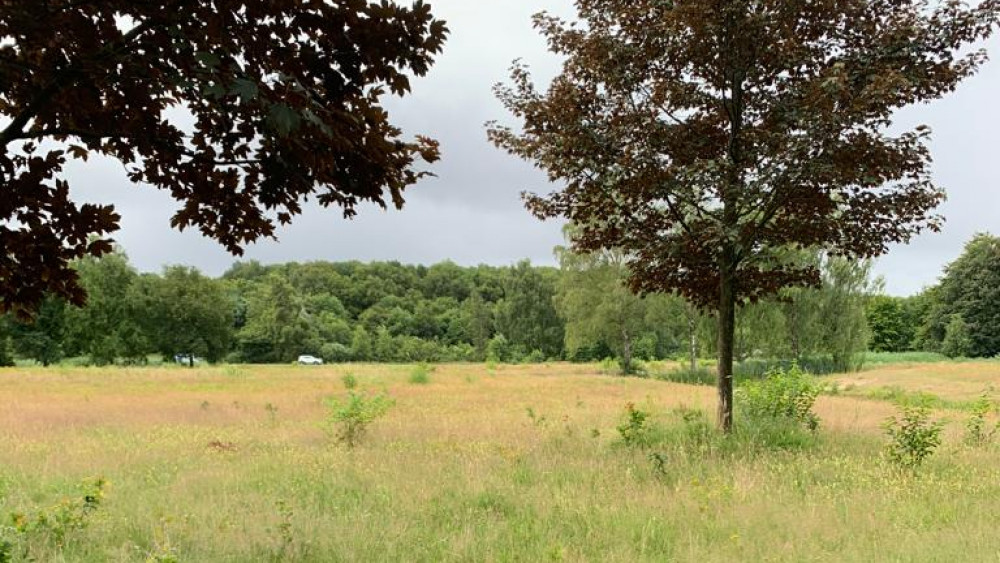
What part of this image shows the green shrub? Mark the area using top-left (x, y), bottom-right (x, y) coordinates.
top-left (408, 363), bottom-right (432, 385)
top-left (525, 349), bottom-right (546, 363)
top-left (617, 403), bottom-right (653, 448)
top-left (2, 478), bottom-right (107, 559)
top-left (655, 366), bottom-right (715, 386)
top-left (736, 364), bottom-right (820, 431)
top-left (883, 405), bottom-right (943, 469)
top-left (965, 391), bottom-right (999, 446)
top-left (597, 357), bottom-right (619, 375)
top-left (324, 392), bottom-right (395, 448)
top-left (485, 334), bottom-right (510, 363)
top-left (341, 373), bottom-right (358, 390)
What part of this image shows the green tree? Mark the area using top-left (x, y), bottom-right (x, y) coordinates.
top-left (350, 325), bottom-right (374, 362)
top-left (817, 257), bottom-right (874, 372)
top-left (238, 273), bottom-right (319, 363)
top-left (923, 234), bottom-right (1000, 358)
top-left (495, 261), bottom-right (564, 359)
top-left (63, 251), bottom-right (145, 365)
top-left (942, 314), bottom-right (973, 359)
top-left (867, 296), bottom-right (915, 353)
top-left (458, 289), bottom-right (493, 359)
top-left (0, 334), bottom-right (13, 367)
top-left (9, 297), bottom-right (66, 366)
top-left (557, 247), bottom-right (648, 374)
top-left (144, 266), bottom-right (234, 365)
top-left (491, 0), bottom-right (997, 431)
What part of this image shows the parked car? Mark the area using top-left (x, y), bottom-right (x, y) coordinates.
top-left (173, 354), bottom-right (203, 366)
top-left (297, 355), bottom-right (324, 366)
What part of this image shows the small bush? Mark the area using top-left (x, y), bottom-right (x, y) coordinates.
top-left (598, 357), bottom-right (619, 375)
top-left (408, 363), bottom-right (433, 385)
top-left (656, 366), bottom-right (715, 386)
top-left (617, 403), bottom-right (653, 449)
top-left (965, 391), bottom-right (999, 446)
top-left (341, 373), bottom-right (358, 390)
top-left (324, 392), bottom-right (395, 448)
top-left (2, 478), bottom-right (107, 559)
top-left (525, 349), bottom-right (546, 363)
top-left (883, 405), bottom-right (943, 469)
top-left (737, 364), bottom-right (820, 432)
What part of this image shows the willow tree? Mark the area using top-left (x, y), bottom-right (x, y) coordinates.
top-left (1, 1), bottom-right (447, 317)
top-left (490, 0), bottom-right (999, 431)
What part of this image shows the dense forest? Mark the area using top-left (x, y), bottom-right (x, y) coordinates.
top-left (1, 234), bottom-right (997, 370)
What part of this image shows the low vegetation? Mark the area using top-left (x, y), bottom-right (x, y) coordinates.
top-left (1, 362), bottom-right (998, 560)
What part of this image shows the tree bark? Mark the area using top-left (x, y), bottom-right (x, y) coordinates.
top-left (717, 267), bottom-right (737, 433)
top-left (688, 306), bottom-right (698, 372)
top-left (621, 327), bottom-right (632, 375)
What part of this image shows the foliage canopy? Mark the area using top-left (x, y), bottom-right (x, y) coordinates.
top-left (491, 0), bottom-right (999, 429)
top-left (0, 1), bottom-right (448, 317)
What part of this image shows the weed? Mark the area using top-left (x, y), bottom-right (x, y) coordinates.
top-left (142, 519), bottom-right (180, 562)
top-left (265, 403), bottom-right (279, 426)
top-left (648, 451), bottom-right (669, 477)
top-left (270, 500), bottom-right (304, 561)
top-left (409, 363), bottom-right (432, 385)
top-left (883, 405), bottom-right (944, 469)
top-left (341, 373), bottom-right (358, 390)
top-left (3, 478), bottom-right (107, 558)
top-left (526, 407), bottom-right (547, 427)
top-left (324, 392), bottom-right (395, 448)
top-left (617, 403), bottom-right (653, 449)
top-left (965, 391), bottom-right (999, 446)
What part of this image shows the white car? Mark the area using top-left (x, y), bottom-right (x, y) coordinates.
top-left (297, 355), bottom-right (324, 366)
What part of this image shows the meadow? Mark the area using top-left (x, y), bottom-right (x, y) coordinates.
top-left (1, 361), bottom-right (999, 562)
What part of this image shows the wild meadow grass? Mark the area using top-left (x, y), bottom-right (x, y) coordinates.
top-left (1, 363), bottom-right (998, 561)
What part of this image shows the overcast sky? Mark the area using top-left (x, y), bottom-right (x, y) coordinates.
top-left (65, 1), bottom-right (1000, 297)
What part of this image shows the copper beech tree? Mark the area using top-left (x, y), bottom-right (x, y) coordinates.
top-left (490, 0), bottom-right (999, 431)
top-left (0, 1), bottom-right (447, 318)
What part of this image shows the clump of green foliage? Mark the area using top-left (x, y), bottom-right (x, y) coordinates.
top-left (617, 403), bottom-right (654, 449)
top-left (655, 366), bottom-right (715, 386)
top-left (324, 392), bottom-right (395, 448)
top-left (737, 364), bottom-right (820, 431)
top-left (965, 391), bottom-right (999, 446)
top-left (1, 478), bottom-right (107, 560)
top-left (408, 363), bottom-right (433, 385)
top-left (883, 405), bottom-right (943, 469)
top-left (341, 373), bottom-right (358, 390)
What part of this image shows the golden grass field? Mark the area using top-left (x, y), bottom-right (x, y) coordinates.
top-left (1, 361), bottom-right (999, 561)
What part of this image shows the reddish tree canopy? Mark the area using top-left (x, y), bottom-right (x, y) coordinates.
top-left (490, 0), bottom-right (998, 429)
top-left (1, 0), bottom-right (447, 318)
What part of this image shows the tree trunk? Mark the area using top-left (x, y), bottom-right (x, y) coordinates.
top-left (688, 307), bottom-right (698, 372)
top-left (188, 354), bottom-right (194, 368)
top-left (717, 269), bottom-right (737, 433)
top-left (621, 327), bottom-right (632, 375)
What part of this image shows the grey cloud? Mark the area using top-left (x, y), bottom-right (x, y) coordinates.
top-left (63, 2), bottom-right (1000, 296)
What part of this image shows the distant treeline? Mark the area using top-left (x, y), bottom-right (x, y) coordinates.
top-left (1, 233), bottom-right (997, 369)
